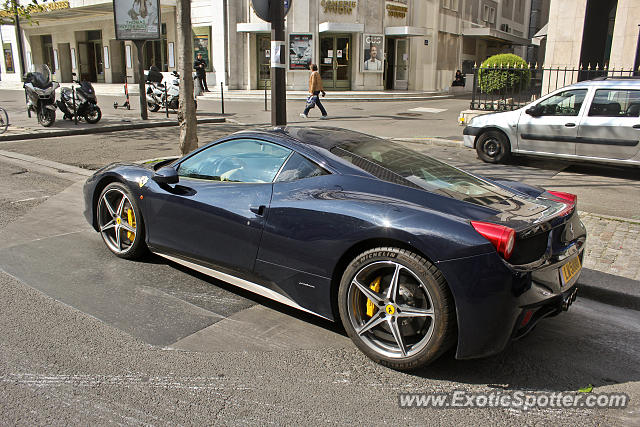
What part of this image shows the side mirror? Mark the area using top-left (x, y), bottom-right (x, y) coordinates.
top-left (152, 166), bottom-right (179, 184)
top-left (526, 105), bottom-right (543, 117)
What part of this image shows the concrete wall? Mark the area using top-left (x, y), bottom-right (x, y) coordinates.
top-left (608, 0), bottom-right (640, 70)
top-left (544, 0), bottom-right (588, 68)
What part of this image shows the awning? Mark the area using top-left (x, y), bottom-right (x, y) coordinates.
top-left (531, 23), bottom-right (548, 46)
top-left (462, 27), bottom-right (531, 46)
top-left (319, 22), bottom-right (364, 33)
top-left (384, 26), bottom-right (426, 37)
top-left (236, 22), bottom-right (271, 33)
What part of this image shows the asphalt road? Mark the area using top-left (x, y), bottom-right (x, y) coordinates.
top-left (1, 124), bottom-right (639, 425)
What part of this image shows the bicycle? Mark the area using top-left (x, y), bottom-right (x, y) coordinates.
top-left (0, 106), bottom-right (8, 134)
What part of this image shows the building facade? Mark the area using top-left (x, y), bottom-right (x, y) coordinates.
top-left (0, 0), bottom-right (536, 91)
top-left (545, 0), bottom-right (640, 71)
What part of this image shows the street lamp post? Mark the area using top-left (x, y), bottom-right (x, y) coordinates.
top-left (269, 0), bottom-right (286, 126)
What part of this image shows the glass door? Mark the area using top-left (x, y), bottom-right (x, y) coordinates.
top-left (394, 38), bottom-right (408, 90)
top-left (319, 35), bottom-right (351, 90)
top-left (257, 34), bottom-right (271, 90)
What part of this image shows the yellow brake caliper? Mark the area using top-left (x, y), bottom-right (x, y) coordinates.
top-left (126, 208), bottom-right (136, 241)
top-left (366, 276), bottom-right (381, 317)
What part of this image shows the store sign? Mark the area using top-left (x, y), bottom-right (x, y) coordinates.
top-left (321, 0), bottom-right (356, 15)
top-left (386, 2), bottom-right (407, 18)
top-left (113, 0), bottom-right (160, 40)
top-left (0, 1), bottom-right (69, 18)
top-left (362, 34), bottom-right (384, 73)
top-left (289, 34), bottom-right (313, 71)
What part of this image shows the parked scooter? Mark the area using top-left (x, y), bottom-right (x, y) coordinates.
top-left (23, 64), bottom-right (59, 127)
top-left (57, 73), bottom-right (102, 124)
top-left (145, 66), bottom-right (197, 112)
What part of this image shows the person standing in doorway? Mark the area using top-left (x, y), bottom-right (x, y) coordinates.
top-left (300, 64), bottom-right (327, 119)
top-left (193, 53), bottom-right (209, 92)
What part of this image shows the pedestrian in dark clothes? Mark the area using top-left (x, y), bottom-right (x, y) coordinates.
top-left (194, 53), bottom-right (209, 92)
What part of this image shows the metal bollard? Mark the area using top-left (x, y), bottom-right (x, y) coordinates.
top-left (264, 87), bottom-right (268, 111)
top-left (72, 85), bottom-right (78, 125)
top-left (164, 85), bottom-right (169, 118)
top-left (221, 82), bottom-right (224, 115)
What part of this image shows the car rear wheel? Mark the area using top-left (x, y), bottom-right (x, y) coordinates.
top-left (476, 130), bottom-right (511, 164)
top-left (96, 182), bottom-right (147, 259)
top-left (338, 247), bottom-right (456, 370)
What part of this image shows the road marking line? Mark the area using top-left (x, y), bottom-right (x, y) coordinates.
top-left (408, 107), bottom-right (448, 113)
top-left (10, 196), bottom-right (49, 204)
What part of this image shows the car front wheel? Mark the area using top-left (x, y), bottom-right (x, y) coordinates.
top-left (476, 130), bottom-right (511, 164)
top-left (338, 247), bottom-right (456, 370)
top-left (96, 182), bottom-right (147, 259)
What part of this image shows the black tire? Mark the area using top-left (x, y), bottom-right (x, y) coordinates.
top-left (338, 247), bottom-right (456, 371)
top-left (85, 106), bottom-right (102, 124)
top-left (0, 106), bottom-right (8, 134)
top-left (476, 130), bottom-right (511, 164)
top-left (38, 109), bottom-right (55, 127)
top-left (148, 102), bottom-right (160, 112)
top-left (96, 182), bottom-right (148, 260)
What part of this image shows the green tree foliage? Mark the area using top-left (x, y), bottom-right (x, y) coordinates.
top-left (478, 53), bottom-right (531, 93)
top-left (0, 0), bottom-right (49, 25)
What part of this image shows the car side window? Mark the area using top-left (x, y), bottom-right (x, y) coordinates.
top-left (537, 89), bottom-right (587, 116)
top-left (589, 89), bottom-right (640, 117)
top-left (275, 152), bottom-right (329, 182)
top-left (177, 139), bottom-right (292, 183)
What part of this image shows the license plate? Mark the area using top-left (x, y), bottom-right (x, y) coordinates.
top-left (561, 256), bottom-right (582, 286)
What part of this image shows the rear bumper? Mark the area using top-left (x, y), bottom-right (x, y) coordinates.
top-left (438, 246), bottom-right (585, 360)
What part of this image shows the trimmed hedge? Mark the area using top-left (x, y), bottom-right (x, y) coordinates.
top-left (478, 54), bottom-right (531, 93)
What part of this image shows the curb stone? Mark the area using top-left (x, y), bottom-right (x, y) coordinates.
top-left (0, 117), bottom-right (225, 142)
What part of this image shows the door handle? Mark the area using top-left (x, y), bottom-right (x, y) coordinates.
top-left (250, 205), bottom-right (266, 216)
top-left (633, 124), bottom-right (640, 129)
top-left (564, 123), bottom-right (576, 128)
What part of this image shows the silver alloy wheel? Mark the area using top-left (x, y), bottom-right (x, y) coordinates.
top-left (484, 138), bottom-right (500, 157)
top-left (97, 188), bottom-right (137, 254)
top-left (346, 261), bottom-right (436, 359)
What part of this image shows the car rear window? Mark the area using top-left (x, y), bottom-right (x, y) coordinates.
top-left (330, 138), bottom-right (514, 203)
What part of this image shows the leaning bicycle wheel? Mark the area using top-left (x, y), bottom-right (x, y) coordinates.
top-left (0, 107), bottom-right (9, 134)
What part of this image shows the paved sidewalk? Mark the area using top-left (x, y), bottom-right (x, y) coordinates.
top-left (580, 212), bottom-right (640, 281)
top-left (0, 80), bottom-right (455, 101)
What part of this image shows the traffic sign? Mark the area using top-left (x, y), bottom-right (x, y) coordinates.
top-left (251, 0), bottom-right (291, 22)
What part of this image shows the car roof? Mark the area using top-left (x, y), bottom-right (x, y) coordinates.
top-left (570, 78), bottom-right (640, 89)
top-left (233, 126), bottom-right (374, 151)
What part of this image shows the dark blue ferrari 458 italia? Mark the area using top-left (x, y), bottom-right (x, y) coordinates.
top-left (83, 126), bottom-right (586, 370)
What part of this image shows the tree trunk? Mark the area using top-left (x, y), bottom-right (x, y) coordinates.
top-left (176, 0), bottom-right (198, 155)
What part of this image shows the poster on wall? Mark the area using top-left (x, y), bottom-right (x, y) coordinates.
top-left (3, 45), bottom-right (14, 72)
top-left (289, 34), bottom-right (313, 70)
top-left (362, 34), bottom-right (384, 72)
top-left (113, 0), bottom-right (160, 40)
top-left (193, 27), bottom-right (211, 71)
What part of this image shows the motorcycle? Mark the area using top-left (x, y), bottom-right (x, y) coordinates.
top-left (57, 73), bottom-right (102, 124)
top-left (23, 64), bottom-right (59, 127)
top-left (145, 67), bottom-right (197, 112)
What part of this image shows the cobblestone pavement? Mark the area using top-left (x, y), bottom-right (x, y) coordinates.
top-left (580, 212), bottom-right (640, 281)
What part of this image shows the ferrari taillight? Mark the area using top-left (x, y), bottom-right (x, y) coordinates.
top-left (547, 191), bottom-right (577, 216)
top-left (471, 221), bottom-right (516, 261)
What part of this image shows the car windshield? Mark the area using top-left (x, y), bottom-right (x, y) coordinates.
top-left (330, 137), bottom-right (514, 203)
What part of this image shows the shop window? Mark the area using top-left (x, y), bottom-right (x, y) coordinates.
top-left (144, 24), bottom-right (168, 71)
top-left (192, 26), bottom-right (212, 71)
top-left (41, 35), bottom-right (55, 71)
top-left (3, 43), bottom-right (14, 73)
